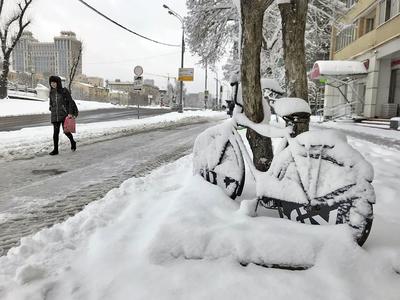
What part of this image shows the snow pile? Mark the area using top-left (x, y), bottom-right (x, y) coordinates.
top-left (0, 111), bottom-right (225, 160)
top-left (0, 98), bottom-right (126, 117)
top-left (0, 156), bottom-right (399, 299)
top-left (15, 265), bottom-right (47, 285)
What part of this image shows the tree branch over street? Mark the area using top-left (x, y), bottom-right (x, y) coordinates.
top-left (185, 0), bottom-right (239, 66)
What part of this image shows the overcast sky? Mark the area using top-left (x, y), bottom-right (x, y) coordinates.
top-left (10, 0), bottom-right (230, 96)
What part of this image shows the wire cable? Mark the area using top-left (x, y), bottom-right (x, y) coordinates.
top-left (86, 52), bottom-right (179, 65)
top-left (144, 72), bottom-right (177, 79)
top-left (76, 0), bottom-right (180, 47)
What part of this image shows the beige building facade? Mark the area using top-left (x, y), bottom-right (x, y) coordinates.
top-left (106, 80), bottom-right (161, 106)
top-left (71, 82), bottom-right (109, 102)
top-left (326, 0), bottom-right (400, 118)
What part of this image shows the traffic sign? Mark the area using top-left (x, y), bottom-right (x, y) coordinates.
top-left (134, 65), bottom-right (143, 76)
top-left (133, 75), bottom-right (143, 91)
top-left (178, 68), bottom-right (194, 81)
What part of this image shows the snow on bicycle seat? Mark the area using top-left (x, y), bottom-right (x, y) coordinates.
top-left (271, 97), bottom-right (311, 117)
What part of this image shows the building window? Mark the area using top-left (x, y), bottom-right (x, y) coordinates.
top-left (379, 0), bottom-right (400, 24)
top-left (346, 0), bottom-right (356, 8)
top-left (365, 18), bottom-right (375, 33)
top-left (385, 0), bottom-right (392, 21)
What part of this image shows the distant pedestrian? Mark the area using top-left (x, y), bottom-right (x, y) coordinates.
top-left (48, 76), bottom-right (76, 155)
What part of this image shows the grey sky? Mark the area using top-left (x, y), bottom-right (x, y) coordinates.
top-left (11, 0), bottom-right (228, 95)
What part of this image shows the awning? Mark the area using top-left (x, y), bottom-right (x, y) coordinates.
top-left (310, 60), bottom-right (368, 80)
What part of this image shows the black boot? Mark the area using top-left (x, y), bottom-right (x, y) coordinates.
top-left (71, 140), bottom-right (76, 151)
top-left (49, 149), bottom-right (59, 155)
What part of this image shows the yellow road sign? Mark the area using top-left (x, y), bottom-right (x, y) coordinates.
top-left (178, 68), bottom-right (194, 81)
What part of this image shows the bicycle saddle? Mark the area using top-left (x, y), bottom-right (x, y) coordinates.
top-left (271, 97), bottom-right (311, 118)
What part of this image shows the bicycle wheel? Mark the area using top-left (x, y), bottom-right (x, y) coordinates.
top-left (261, 130), bottom-right (375, 246)
top-left (193, 122), bottom-right (245, 199)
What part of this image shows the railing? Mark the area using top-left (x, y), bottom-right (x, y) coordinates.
top-left (317, 100), bottom-right (361, 121)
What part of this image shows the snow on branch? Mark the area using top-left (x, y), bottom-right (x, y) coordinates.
top-left (185, 0), bottom-right (239, 65)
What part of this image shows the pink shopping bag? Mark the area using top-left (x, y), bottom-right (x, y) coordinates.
top-left (64, 116), bottom-right (76, 133)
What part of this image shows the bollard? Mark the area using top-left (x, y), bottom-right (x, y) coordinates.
top-left (390, 118), bottom-right (399, 130)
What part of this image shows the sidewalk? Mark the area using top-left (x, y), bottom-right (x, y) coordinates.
top-left (311, 118), bottom-right (400, 151)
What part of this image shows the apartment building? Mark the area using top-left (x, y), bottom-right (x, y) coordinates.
top-left (326, 0), bottom-right (400, 118)
top-left (12, 31), bottom-right (82, 79)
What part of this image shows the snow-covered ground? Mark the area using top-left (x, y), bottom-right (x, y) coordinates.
top-left (314, 117), bottom-right (400, 142)
top-left (0, 98), bottom-right (169, 117)
top-left (0, 98), bottom-right (127, 117)
top-left (0, 114), bottom-right (399, 299)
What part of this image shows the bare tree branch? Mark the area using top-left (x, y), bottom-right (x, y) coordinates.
top-left (0, 0), bottom-right (34, 99)
top-left (1, 0), bottom-right (32, 56)
top-left (68, 42), bottom-right (83, 92)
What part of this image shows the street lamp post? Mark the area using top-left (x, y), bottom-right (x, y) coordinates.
top-left (204, 61), bottom-right (208, 110)
top-left (214, 70), bottom-right (222, 110)
top-left (163, 4), bottom-right (184, 113)
top-left (215, 77), bottom-right (218, 110)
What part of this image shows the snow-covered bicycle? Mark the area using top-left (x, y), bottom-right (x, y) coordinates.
top-left (193, 78), bottom-right (375, 246)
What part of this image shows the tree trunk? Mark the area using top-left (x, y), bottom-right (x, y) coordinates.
top-left (279, 0), bottom-right (310, 135)
top-left (0, 58), bottom-right (10, 99)
top-left (240, 0), bottom-right (274, 172)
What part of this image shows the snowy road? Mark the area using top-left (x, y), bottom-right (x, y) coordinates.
top-left (0, 107), bottom-right (170, 132)
top-left (0, 120), bottom-right (216, 255)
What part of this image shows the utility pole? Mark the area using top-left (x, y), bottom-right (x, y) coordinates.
top-left (163, 4), bottom-right (185, 113)
top-left (204, 61), bottom-right (208, 109)
top-left (215, 77), bottom-right (218, 110)
top-left (219, 85), bottom-right (223, 110)
top-left (167, 73), bottom-right (170, 106)
top-left (179, 26), bottom-right (184, 113)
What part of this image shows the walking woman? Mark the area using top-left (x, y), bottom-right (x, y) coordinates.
top-left (48, 76), bottom-right (76, 155)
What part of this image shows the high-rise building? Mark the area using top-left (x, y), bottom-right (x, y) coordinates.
top-left (12, 31), bottom-right (82, 79)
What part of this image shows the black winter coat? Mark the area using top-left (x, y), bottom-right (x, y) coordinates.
top-left (49, 88), bottom-right (73, 123)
